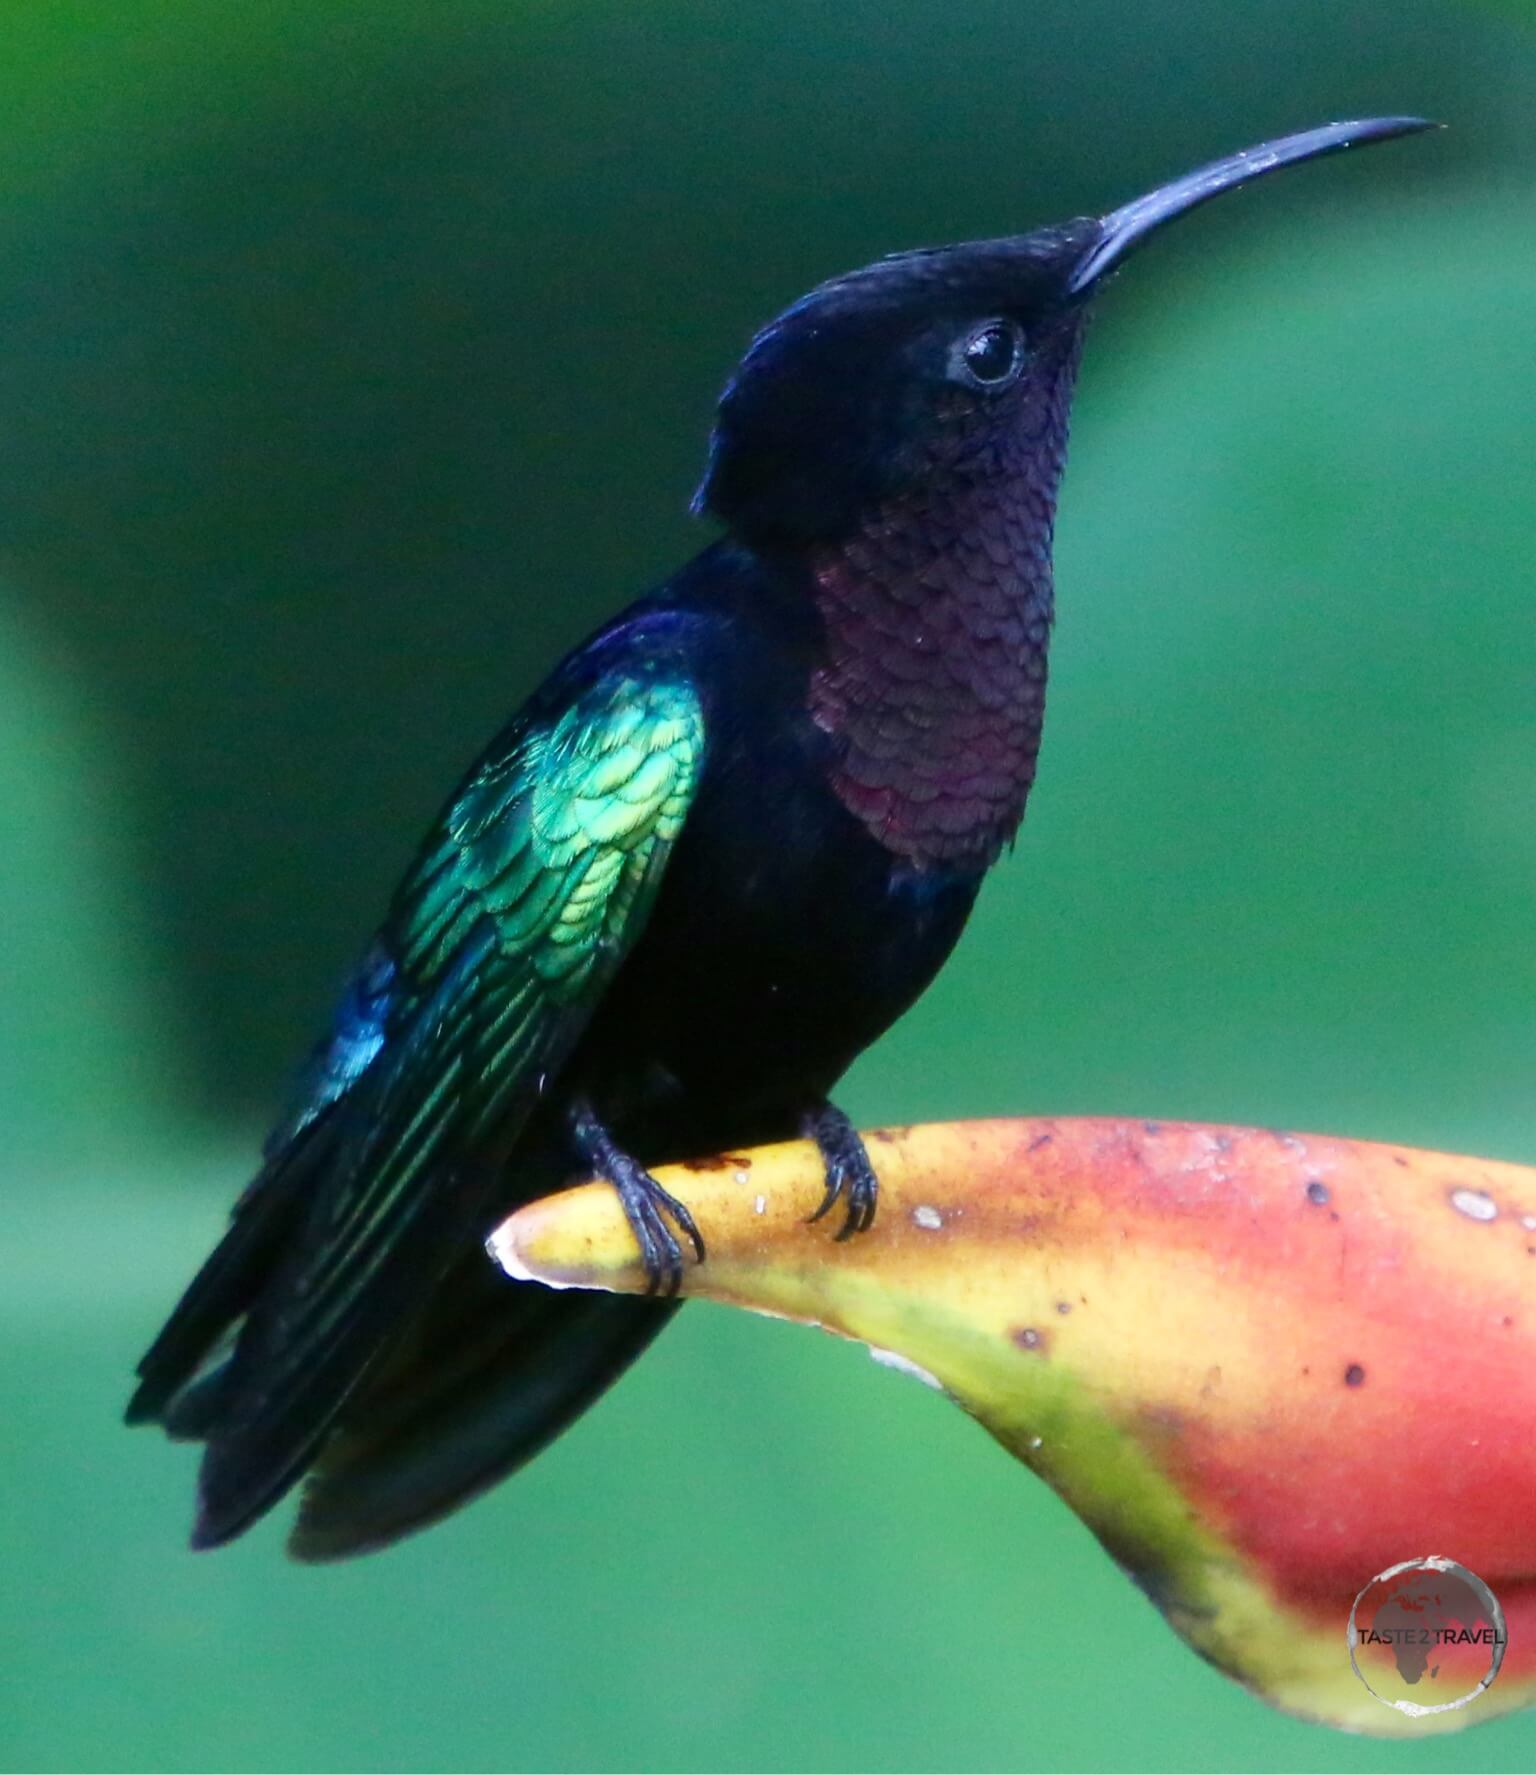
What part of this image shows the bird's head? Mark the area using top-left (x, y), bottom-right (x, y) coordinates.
top-left (696, 118), bottom-right (1433, 551)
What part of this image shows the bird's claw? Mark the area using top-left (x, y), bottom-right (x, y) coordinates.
top-left (801, 1103), bottom-right (879, 1241)
top-left (572, 1099), bottom-right (704, 1297)
top-left (616, 1168), bottom-right (705, 1298)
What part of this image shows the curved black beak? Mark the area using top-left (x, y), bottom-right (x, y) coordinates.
top-left (1068, 117), bottom-right (1437, 295)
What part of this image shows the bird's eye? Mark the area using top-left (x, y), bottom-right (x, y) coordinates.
top-left (955, 320), bottom-right (1025, 390)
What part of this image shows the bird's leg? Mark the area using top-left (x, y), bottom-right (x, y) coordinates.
top-left (800, 1101), bottom-right (880, 1240)
top-left (570, 1098), bottom-right (704, 1298)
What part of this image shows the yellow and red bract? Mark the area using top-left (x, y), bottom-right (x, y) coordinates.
top-left (492, 1116), bottom-right (1536, 1737)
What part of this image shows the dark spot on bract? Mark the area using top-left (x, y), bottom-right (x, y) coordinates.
top-left (1138, 1403), bottom-right (1186, 1439)
top-left (688, 1153), bottom-right (747, 1172)
top-left (1306, 1180), bottom-right (1330, 1206)
top-left (1502, 1315), bottom-right (1514, 1329)
top-left (1143, 1121), bottom-right (1163, 1136)
top-left (1393, 1154), bottom-right (1409, 1168)
top-left (870, 1127), bottom-right (898, 1145)
top-left (1028, 1132), bottom-right (1053, 1152)
top-left (1213, 1134), bottom-right (1233, 1154)
top-left (1055, 1300), bottom-right (1073, 1316)
top-left (1344, 1363), bottom-right (1366, 1388)
top-left (1011, 1326), bottom-right (1049, 1354)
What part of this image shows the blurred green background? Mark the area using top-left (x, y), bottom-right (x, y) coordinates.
top-left (2, 2), bottom-right (1534, 1769)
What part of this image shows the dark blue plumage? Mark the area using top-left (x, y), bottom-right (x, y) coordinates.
top-left (128, 120), bottom-right (1432, 1557)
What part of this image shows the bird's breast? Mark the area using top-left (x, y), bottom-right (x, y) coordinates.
top-left (588, 708), bottom-right (983, 1120)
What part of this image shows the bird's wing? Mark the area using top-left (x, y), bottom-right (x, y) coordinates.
top-left (191, 628), bottom-right (707, 1545)
top-left (126, 941), bottom-right (405, 1436)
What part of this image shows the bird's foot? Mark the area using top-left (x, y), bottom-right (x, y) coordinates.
top-left (572, 1100), bottom-right (704, 1297)
top-left (801, 1102), bottom-right (879, 1241)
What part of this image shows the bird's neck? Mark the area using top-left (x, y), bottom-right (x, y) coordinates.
top-left (804, 446), bottom-right (1067, 870)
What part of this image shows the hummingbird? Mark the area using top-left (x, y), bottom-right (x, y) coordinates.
top-left (128, 117), bottom-right (1432, 1559)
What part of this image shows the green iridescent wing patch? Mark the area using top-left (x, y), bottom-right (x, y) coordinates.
top-left (406, 674), bottom-right (704, 1004)
top-left (197, 658), bottom-right (706, 1532)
